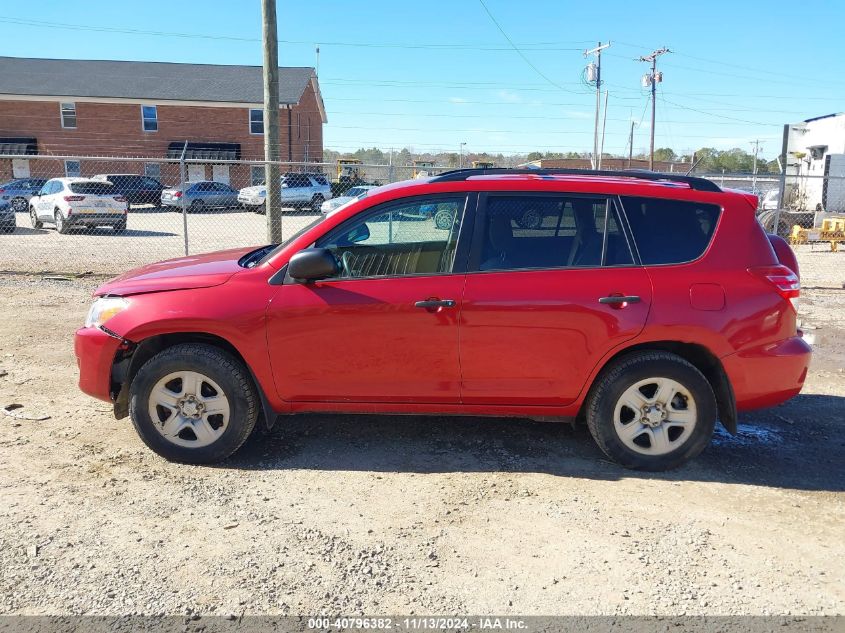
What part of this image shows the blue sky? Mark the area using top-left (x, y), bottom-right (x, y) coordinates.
top-left (2, 0), bottom-right (844, 160)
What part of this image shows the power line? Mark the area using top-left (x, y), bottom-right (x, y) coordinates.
top-left (476, 0), bottom-right (582, 94)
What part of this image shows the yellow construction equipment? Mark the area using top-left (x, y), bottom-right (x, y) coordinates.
top-left (790, 217), bottom-right (845, 251)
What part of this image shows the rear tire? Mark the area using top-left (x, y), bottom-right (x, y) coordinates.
top-left (189, 199), bottom-right (205, 213)
top-left (129, 344), bottom-right (259, 464)
top-left (55, 210), bottom-right (69, 235)
top-left (11, 197), bottom-right (27, 212)
top-left (114, 218), bottom-right (127, 233)
top-left (311, 194), bottom-right (324, 212)
top-left (254, 203), bottom-right (266, 215)
top-left (30, 206), bottom-right (42, 229)
top-left (585, 351), bottom-right (717, 471)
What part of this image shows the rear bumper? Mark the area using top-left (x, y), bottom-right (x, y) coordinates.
top-left (722, 335), bottom-right (811, 411)
top-left (68, 213), bottom-right (125, 226)
top-left (74, 326), bottom-right (121, 403)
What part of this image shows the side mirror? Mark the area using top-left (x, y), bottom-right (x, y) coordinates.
top-left (288, 248), bottom-right (340, 281)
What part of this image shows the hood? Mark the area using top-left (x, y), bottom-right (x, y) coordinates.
top-left (240, 185), bottom-right (265, 194)
top-left (95, 247), bottom-right (254, 296)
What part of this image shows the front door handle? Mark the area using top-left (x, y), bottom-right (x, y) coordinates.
top-left (599, 295), bottom-right (641, 305)
top-left (414, 299), bottom-right (456, 309)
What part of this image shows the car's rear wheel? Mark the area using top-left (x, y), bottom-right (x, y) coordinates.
top-left (55, 210), bottom-right (70, 234)
top-left (311, 194), bottom-right (324, 212)
top-left (129, 343), bottom-right (259, 464)
top-left (114, 218), bottom-right (127, 233)
top-left (585, 351), bottom-right (716, 471)
top-left (189, 199), bottom-right (205, 213)
top-left (11, 197), bottom-right (27, 212)
top-left (30, 206), bottom-right (42, 229)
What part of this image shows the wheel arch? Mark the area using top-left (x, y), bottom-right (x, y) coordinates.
top-left (581, 340), bottom-right (737, 434)
top-left (111, 331), bottom-right (277, 431)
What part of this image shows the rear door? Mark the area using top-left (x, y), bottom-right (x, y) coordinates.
top-left (459, 192), bottom-right (652, 406)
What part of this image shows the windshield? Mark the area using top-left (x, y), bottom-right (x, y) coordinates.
top-left (255, 215), bottom-right (327, 266)
top-left (346, 187), bottom-right (369, 198)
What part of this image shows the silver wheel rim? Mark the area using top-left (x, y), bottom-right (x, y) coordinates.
top-left (147, 371), bottom-right (231, 448)
top-left (434, 209), bottom-right (452, 229)
top-left (12, 198), bottom-right (26, 212)
top-left (613, 377), bottom-right (697, 456)
top-left (30, 209), bottom-right (38, 227)
top-left (520, 209), bottom-right (541, 228)
top-left (55, 213), bottom-right (63, 231)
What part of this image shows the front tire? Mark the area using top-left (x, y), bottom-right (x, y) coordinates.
top-left (129, 344), bottom-right (259, 464)
top-left (311, 194), bottom-right (324, 212)
top-left (585, 351), bottom-right (717, 471)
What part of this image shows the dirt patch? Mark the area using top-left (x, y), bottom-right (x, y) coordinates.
top-left (0, 275), bottom-right (843, 616)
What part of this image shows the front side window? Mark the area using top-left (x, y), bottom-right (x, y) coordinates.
top-left (141, 105), bottom-right (158, 132)
top-left (64, 160), bottom-right (81, 177)
top-left (60, 102), bottom-right (77, 129)
top-left (316, 196), bottom-right (466, 279)
top-left (620, 196), bottom-right (721, 265)
top-left (475, 194), bottom-right (633, 271)
top-left (249, 109), bottom-right (263, 134)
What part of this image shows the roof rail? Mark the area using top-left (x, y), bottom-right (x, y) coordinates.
top-left (429, 167), bottom-right (722, 192)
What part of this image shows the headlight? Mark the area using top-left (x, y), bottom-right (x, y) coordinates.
top-left (85, 297), bottom-right (129, 329)
top-left (259, 190), bottom-right (266, 197)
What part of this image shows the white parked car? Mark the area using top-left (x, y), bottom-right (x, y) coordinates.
top-left (320, 185), bottom-right (376, 214)
top-left (238, 172), bottom-right (332, 213)
top-left (29, 178), bottom-right (128, 234)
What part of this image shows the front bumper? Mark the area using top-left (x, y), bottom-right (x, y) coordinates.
top-left (74, 326), bottom-right (122, 402)
top-left (238, 195), bottom-right (265, 206)
top-left (722, 334), bottom-right (811, 411)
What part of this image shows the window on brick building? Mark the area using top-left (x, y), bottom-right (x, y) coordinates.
top-left (249, 109), bottom-right (263, 135)
top-left (60, 103), bottom-right (77, 129)
top-left (64, 160), bottom-right (81, 177)
top-left (250, 165), bottom-right (264, 186)
top-left (142, 105), bottom-right (158, 132)
top-left (144, 163), bottom-right (161, 179)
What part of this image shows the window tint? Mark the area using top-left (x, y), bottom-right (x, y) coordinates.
top-left (476, 195), bottom-right (633, 271)
top-left (70, 182), bottom-right (115, 195)
top-left (620, 196), bottom-right (721, 265)
top-left (317, 196), bottom-right (466, 278)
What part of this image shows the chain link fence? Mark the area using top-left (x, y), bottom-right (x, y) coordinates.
top-left (1, 154), bottom-right (843, 287)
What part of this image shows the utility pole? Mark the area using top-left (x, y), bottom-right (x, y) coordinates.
top-left (262, 0), bottom-right (282, 242)
top-left (638, 47), bottom-right (670, 171)
top-left (628, 120), bottom-right (635, 168)
top-left (459, 142), bottom-right (466, 168)
top-left (750, 139), bottom-right (762, 194)
top-left (584, 42), bottom-right (610, 170)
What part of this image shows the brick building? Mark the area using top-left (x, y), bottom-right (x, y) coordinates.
top-left (0, 56), bottom-right (326, 188)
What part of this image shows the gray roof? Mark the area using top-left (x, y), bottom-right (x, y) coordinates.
top-left (0, 56), bottom-right (316, 105)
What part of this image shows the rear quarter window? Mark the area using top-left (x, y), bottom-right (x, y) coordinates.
top-left (620, 196), bottom-right (721, 265)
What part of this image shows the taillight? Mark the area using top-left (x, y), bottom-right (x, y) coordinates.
top-left (63, 195), bottom-right (85, 202)
top-left (749, 265), bottom-right (800, 309)
top-left (173, 191), bottom-right (182, 198)
top-left (114, 195), bottom-right (127, 202)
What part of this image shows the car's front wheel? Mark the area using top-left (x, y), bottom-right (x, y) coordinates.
top-left (311, 194), bottom-right (324, 212)
top-left (129, 343), bottom-right (259, 464)
top-left (585, 351), bottom-right (716, 471)
top-left (30, 206), bottom-right (42, 229)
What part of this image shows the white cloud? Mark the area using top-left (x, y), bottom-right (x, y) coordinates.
top-left (497, 90), bottom-right (523, 103)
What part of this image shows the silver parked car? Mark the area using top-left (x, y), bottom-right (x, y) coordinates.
top-left (320, 185), bottom-right (376, 214)
top-left (161, 181), bottom-right (241, 212)
top-left (0, 178), bottom-right (49, 213)
top-left (0, 199), bottom-right (14, 233)
top-left (238, 172), bottom-right (333, 214)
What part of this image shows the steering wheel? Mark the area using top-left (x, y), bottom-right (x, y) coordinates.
top-left (340, 250), bottom-right (361, 278)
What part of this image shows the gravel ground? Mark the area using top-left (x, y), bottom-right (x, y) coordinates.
top-left (0, 274), bottom-right (843, 616)
top-left (1, 208), bottom-right (844, 289)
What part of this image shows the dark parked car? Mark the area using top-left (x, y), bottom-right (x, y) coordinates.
top-left (92, 174), bottom-right (165, 208)
top-left (0, 178), bottom-right (48, 212)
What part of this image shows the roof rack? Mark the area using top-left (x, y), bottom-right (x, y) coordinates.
top-left (429, 167), bottom-right (722, 192)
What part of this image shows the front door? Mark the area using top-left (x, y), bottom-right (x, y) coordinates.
top-left (266, 194), bottom-right (470, 403)
top-left (459, 192), bottom-right (652, 406)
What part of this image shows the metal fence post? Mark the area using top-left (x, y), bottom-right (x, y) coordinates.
top-left (773, 168), bottom-right (787, 236)
top-left (179, 141), bottom-right (189, 256)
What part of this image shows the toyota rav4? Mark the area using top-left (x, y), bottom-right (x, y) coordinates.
top-left (74, 169), bottom-right (810, 470)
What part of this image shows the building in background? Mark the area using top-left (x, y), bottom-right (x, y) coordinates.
top-left (0, 56), bottom-right (326, 188)
top-left (782, 112), bottom-right (845, 213)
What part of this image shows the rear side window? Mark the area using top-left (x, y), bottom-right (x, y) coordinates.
top-left (621, 197), bottom-right (721, 265)
top-left (475, 194), bottom-right (633, 271)
top-left (70, 182), bottom-right (115, 195)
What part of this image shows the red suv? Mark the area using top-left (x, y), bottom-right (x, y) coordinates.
top-left (74, 169), bottom-right (810, 470)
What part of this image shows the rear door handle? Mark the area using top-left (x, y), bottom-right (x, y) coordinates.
top-left (599, 295), bottom-right (641, 304)
top-left (414, 299), bottom-right (456, 309)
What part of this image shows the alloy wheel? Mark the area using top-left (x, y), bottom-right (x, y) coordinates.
top-left (147, 370), bottom-right (231, 448)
